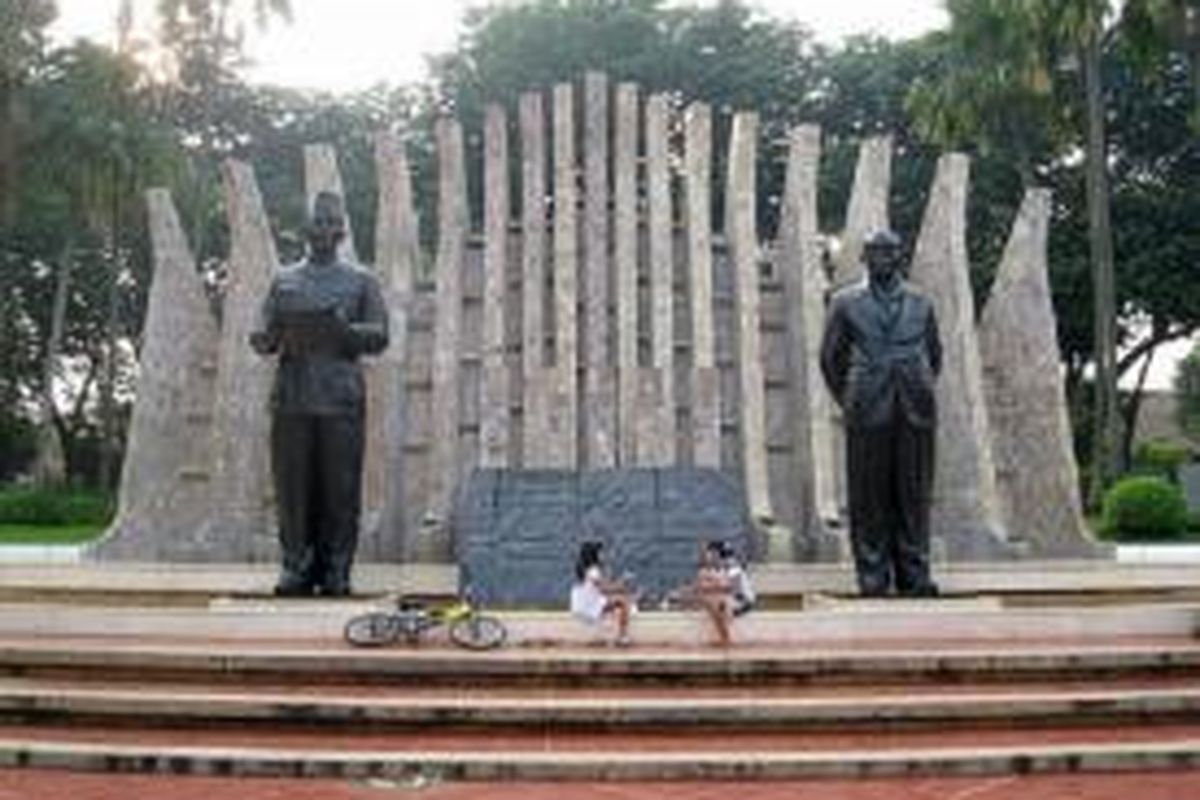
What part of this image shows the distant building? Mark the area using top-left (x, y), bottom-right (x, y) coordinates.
top-left (1133, 390), bottom-right (1200, 454)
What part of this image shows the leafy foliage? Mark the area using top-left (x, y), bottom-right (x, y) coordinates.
top-left (0, 486), bottom-right (114, 526)
top-left (1099, 474), bottom-right (1189, 539)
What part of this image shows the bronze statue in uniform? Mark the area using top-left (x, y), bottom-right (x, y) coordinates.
top-left (250, 191), bottom-right (388, 596)
top-left (820, 229), bottom-right (941, 597)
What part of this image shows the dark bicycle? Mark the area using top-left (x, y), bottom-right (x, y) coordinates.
top-left (343, 594), bottom-right (507, 650)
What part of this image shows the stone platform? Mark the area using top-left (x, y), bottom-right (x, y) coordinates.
top-left (0, 561), bottom-right (1197, 784)
top-left (2, 559), bottom-right (1200, 604)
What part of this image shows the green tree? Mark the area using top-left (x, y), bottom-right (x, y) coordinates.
top-left (3, 39), bottom-right (177, 486)
top-left (906, 0), bottom-right (1125, 507)
top-left (0, 0), bottom-right (56, 225)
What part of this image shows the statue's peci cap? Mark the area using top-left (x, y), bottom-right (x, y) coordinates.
top-left (863, 229), bottom-right (901, 250)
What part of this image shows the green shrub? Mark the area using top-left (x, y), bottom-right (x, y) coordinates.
top-left (0, 486), bottom-right (114, 526)
top-left (1099, 476), bottom-right (1188, 541)
top-left (1132, 439), bottom-right (1191, 482)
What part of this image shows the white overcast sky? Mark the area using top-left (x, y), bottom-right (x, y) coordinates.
top-left (51, 0), bottom-right (950, 92)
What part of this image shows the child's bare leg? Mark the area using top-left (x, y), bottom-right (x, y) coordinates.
top-left (701, 595), bottom-right (731, 646)
top-left (608, 596), bottom-right (631, 643)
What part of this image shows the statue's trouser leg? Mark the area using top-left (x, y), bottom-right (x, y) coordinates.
top-left (846, 425), bottom-right (895, 596)
top-left (313, 413), bottom-right (364, 592)
top-left (892, 419), bottom-right (936, 595)
top-left (272, 413), bottom-right (317, 590)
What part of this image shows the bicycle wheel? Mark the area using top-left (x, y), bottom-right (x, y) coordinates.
top-left (449, 614), bottom-right (507, 650)
top-left (343, 612), bottom-right (400, 647)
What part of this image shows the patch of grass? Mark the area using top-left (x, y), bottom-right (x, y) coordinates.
top-left (0, 486), bottom-right (113, 526)
top-left (0, 523), bottom-right (106, 545)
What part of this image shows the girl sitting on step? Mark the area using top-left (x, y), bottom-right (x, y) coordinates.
top-left (570, 541), bottom-right (633, 646)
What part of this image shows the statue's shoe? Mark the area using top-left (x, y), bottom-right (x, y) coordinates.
top-left (273, 581), bottom-right (314, 597)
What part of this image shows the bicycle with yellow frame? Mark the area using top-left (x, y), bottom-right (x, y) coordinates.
top-left (343, 593), bottom-right (507, 650)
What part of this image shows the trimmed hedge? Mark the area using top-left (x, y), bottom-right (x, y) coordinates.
top-left (1099, 476), bottom-right (1188, 541)
top-left (0, 486), bottom-right (114, 526)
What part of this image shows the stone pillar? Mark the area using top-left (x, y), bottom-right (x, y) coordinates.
top-left (428, 118), bottom-right (466, 531)
top-left (302, 144), bottom-right (389, 535)
top-left (373, 132), bottom-right (417, 560)
top-left (519, 92), bottom-right (549, 467)
top-left (979, 188), bottom-right (1104, 557)
top-left (833, 135), bottom-right (892, 286)
top-left (909, 154), bottom-right (1011, 559)
top-left (726, 112), bottom-right (772, 524)
top-left (202, 160), bottom-right (279, 560)
top-left (96, 189), bottom-right (219, 560)
top-left (303, 145), bottom-right (358, 263)
top-left (582, 72), bottom-right (617, 469)
top-left (480, 104), bottom-right (511, 470)
top-left (644, 92), bottom-right (675, 466)
top-left (549, 82), bottom-right (579, 469)
top-left (614, 82), bottom-right (639, 467)
top-left (685, 102), bottom-right (721, 469)
top-left (777, 125), bottom-right (843, 562)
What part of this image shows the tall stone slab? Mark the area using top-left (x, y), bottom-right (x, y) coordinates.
top-left (582, 72), bottom-right (617, 468)
top-left (428, 118), bottom-right (466, 527)
top-left (302, 144), bottom-right (388, 528)
top-left (909, 154), bottom-right (1011, 559)
top-left (96, 189), bottom-right (219, 560)
top-left (726, 112), bottom-right (772, 523)
top-left (614, 82), bottom-right (639, 467)
top-left (303, 144), bottom-right (358, 263)
top-left (480, 104), bottom-right (511, 470)
top-left (833, 135), bottom-right (892, 286)
top-left (979, 188), bottom-right (1102, 557)
top-left (550, 82), bottom-right (579, 469)
top-left (777, 125), bottom-right (842, 561)
top-left (685, 102), bottom-right (721, 469)
top-left (203, 160), bottom-right (279, 560)
top-left (644, 92), bottom-right (675, 466)
top-left (519, 92), bottom-right (549, 466)
top-left (373, 133), bottom-right (417, 560)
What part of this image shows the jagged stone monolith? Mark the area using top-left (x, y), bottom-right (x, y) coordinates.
top-left (777, 124), bottom-right (843, 561)
top-left (832, 135), bottom-right (892, 287)
top-left (371, 132), bottom-right (416, 560)
top-left (95, 189), bottom-right (219, 559)
top-left (200, 159), bottom-right (280, 561)
top-left (303, 144), bottom-right (389, 535)
top-left (908, 154), bottom-right (1011, 559)
top-left (979, 188), bottom-right (1104, 557)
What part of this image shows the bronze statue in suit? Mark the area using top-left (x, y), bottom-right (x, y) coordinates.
top-left (250, 191), bottom-right (388, 597)
top-left (820, 230), bottom-right (941, 597)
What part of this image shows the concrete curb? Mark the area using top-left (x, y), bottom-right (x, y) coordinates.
top-left (3, 641), bottom-right (1200, 683)
top-left (0, 602), bottom-right (1196, 645)
top-left (4, 685), bottom-right (1200, 728)
top-left (1, 738), bottom-right (1199, 780)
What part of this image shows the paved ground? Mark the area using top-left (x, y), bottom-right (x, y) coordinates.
top-left (5, 771), bottom-right (1200, 799)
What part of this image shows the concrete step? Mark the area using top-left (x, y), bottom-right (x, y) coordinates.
top-left (0, 598), bottom-right (1196, 646)
top-left (3, 561), bottom-right (1200, 605)
top-left (3, 638), bottom-right (1200, 687)
top-left (3, 679), bottom-right (1200, 729)
top-left (1, 729), bottom-right (1199, 780)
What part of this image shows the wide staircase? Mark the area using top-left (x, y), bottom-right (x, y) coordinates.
top-left (0, 561), bottom-right (1198, 784)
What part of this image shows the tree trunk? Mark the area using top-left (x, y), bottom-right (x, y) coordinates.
top-left (32, 248), bottom-right (72, 486)
top-left (96, 176), bottom-right (124, 491)
top-left (0, 82), bottom-right (18, 227)
top-left (1082, 30), bottom-right (1121, 509)
top-left (1120, 348), bottom-right (1155, 468)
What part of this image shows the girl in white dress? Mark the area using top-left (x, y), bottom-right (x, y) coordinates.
top-left (569, 541), bottom-right (632, 646)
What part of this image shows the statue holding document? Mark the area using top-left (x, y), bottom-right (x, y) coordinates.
top-left (250, 191), bottom-right (388, 596)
